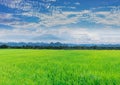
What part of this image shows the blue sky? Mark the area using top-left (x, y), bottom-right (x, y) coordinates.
top-left (0, 0), bottom-right (120, 44)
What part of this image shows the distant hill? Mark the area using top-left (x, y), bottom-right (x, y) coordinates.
top-left (0, 42), bottom-right (120, 49)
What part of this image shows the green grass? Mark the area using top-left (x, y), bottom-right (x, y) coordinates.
top-left (0, 49), bottom-right (120, 85)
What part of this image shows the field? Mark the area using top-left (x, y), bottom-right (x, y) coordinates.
top-left (0, 49), bottom-right (120, 85)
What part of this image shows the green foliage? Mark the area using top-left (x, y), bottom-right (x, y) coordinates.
top-left (0, 50), bottom-right (120, 85)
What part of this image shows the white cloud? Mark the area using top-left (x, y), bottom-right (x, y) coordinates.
top-left (0, 27), bottom-right (120, 44)
top-left (74, 2), bottom-right (80, 5)
top-left (0, 13), bottom-right (13, 19)
top-left (21, 7), bottom-right (120, 28)
top-left (90, 11), bottom-right (120, 26)
top-left (0, 0), bottom-right (119, 28)
top-left (0, 0), bottom-right (120, 43)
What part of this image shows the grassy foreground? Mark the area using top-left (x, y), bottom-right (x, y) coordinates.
top-left (0, 49), bottom-right (120, 85)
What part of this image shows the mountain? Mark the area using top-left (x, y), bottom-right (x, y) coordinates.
top-left (0, 42), bottom-right (120, 49)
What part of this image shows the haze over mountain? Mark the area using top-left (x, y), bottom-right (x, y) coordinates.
top-left (0, 0), bottom-right (120, 44)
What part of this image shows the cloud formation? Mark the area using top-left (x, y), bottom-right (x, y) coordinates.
top-left (0, 0), bottom-right (120, 43)
top-left (0, 27), bottom-right (120, 44)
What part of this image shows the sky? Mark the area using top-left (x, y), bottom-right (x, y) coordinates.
top-left (0, 0), bottom-right (120, 44)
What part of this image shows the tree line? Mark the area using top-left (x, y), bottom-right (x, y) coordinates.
top-left (0, 44), bottom-right (120, 50)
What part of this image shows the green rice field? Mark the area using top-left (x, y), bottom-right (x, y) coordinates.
top-left (0, 49), bottom-right (120, 85)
